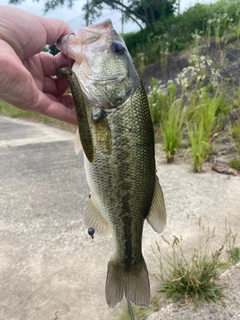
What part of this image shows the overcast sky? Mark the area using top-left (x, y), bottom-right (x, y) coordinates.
top-left (1, 0), bottom-right (216, 33)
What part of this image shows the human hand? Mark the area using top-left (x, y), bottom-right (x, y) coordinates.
top-left (0, 6), bottom-right (77, 125)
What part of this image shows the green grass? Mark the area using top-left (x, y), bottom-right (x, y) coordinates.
top-left (155, 222), bottom-right (228, 307)
top-left (126, 0), bottom-right (240, 65)
top-left (229, 247), bottom-right (240, 263)
top-left (225, 223), bottom-right (240, 264)
top-left (231, 121), bottom-right (240, 153)
top-left (161, 102), bottom-right (186, 163)
top-left (117, 302), bottom-right (152, 320)
top-left (148, 81), bottom-right (187, 163)
top-left (185, 90), bottom-right (227, 171)
top-left (187, 120), bottom-right (210, 172)
top-left (228, 158), bottom-right (240, 170)
top-left (148, 75), bottom-right (236, 171)
top-left (147, 51), bottom-right (236, 171)
top-left (187, 89), bottom-right (228, 136)
top-left (0, 100), bottom-right (75, 132)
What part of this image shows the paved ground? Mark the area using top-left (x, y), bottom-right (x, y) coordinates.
top-left (0, 116), bottom-right (240, 320)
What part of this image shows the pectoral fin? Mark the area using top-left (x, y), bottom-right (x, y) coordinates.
top-left (83, 195), bottom-right (110, 236)
top-left (92, 108), bottom-right (112, 155)
top-left (146, 176), bottom-right (166, 233)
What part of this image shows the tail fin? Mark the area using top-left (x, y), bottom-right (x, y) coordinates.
top-left (105, 257), bottom-right (150, 308)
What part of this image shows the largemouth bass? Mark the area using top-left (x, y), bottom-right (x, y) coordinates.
top-left (57, 20), bottom-right (166, 308)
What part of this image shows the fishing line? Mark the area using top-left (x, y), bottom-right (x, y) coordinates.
top-left (127, 299), bottom-right (135, 320)
top-left (65, 33), bottom-right (75, 72)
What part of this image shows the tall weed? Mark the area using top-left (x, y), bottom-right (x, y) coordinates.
top-left (188, 90), bottom-right (221, 138)
top-left (155, 220), bottom-right (228, 307)
top-left (231, 120), bottom-right (240, 153)
top-left (187, 120), bottom-right (210, 172)
top-left (186, 89), bottom-right (229, 171)
top-left (161, 102), bottom-right (186, 163)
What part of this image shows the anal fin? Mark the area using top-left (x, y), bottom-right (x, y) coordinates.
top-left (83, 195), bottom-right (110, 236)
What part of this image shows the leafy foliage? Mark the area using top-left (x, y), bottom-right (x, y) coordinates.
top-left (124, 0), bottom-right (240, 64)
top-left (84, 0), bottom-right (177, 29)
top-left (82, 0), bottom-right (102, 26)
top-left (9, 0), bottom-right (177, 29)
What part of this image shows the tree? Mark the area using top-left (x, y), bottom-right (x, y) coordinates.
top-left (82, 0), bottom-right (102, 26)
top-left (85, 0), bottom-right (177, 29)
top-left (9, 0), bottom-right (177, 30)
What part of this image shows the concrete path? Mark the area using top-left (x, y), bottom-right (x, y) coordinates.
top-left (0, 117), bottom-right (117, 320)
top-left (0, 116), bottom-right (240, 320)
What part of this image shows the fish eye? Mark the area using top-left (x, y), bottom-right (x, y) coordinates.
top-left (111, 41), bottom-right (125, 55)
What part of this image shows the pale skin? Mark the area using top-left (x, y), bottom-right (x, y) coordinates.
top-left (0, 6), bottom-right (78, 125)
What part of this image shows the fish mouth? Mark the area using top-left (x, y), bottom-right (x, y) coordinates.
top-left (56, 33), bottom-right (76, 58)
top-left (56, 19), bottom-right (113, 51)
top-left (56, 29), bottom-right (101, 48)
top-left (80, 19), bottom-right (113, 40)
top-left (56, 19), bottom-right (114, 65)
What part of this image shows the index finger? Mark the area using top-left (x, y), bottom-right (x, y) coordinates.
top-left (38, 52), bottom-right (74, 77)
